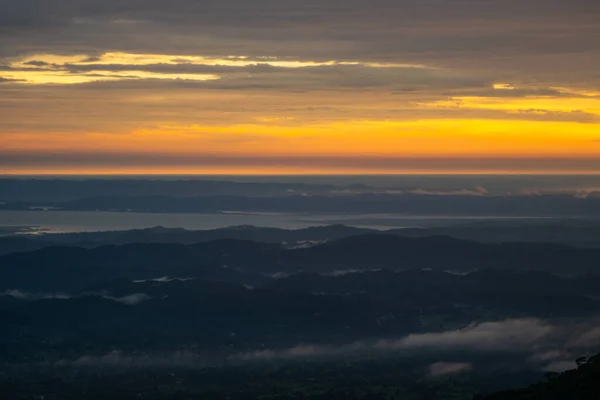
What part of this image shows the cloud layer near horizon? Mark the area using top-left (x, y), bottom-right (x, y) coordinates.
top-left (48, 317), bottom-right (600, 375)
top-left (2, 0), bottom-right (600, 173)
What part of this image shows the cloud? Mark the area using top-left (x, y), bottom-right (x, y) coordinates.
top-left (1, 0), bottom-right (599, 83)
top-left (321, 269), bottom-right (368, 277)
top-left (23, 60), bottom-right (53, 67)
top-left (227, 317), bottom-right (600, 376)
top-left (55, 350), bottom-right (205, 370)
top-left (529, 350), bottom-right (573, 363)
top-left (1, 290), bottom-right (151, 305)
top-left (1, 1), bottom-right (598, 59)
top-left (38, 317), bottom-right (600, 374)
top-left (453, 87), bottom-right (575, 99)
top-left (0, 77), bottom-right (25, 83)
top-left (1, 289), bottom-right (71, 300)
top-left (133, 276), bottom-right (194, 283)
top-left (377, 319), bottom-right (553, 352)
top-left (429, 362), bottom-right (472, 377)
top-left (3, 54), bottom-right (488, 90)
top-left (232, 319), bottom-right (555, 361)
top-left (104, 293), bottom-right (151, 305)
top-left (543, 360), bottom-right (577, 372)
top-left (569, 327), bottom-right (600, 348)
top-left (7, 151), bottom-right (600, 174)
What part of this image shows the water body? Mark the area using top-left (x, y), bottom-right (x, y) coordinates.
top-left (0, 210), bottom-right (548, 233)
top-left (5, 174), bottom-right (600, 192)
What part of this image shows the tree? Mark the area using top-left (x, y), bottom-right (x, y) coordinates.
top-left (576, 357), bottom-right (588, 367)
top-left (544, 372), bottom-right (559, 380)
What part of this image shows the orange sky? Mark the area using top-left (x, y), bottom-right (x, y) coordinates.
top-left (2, 1), bottom-right (600, 174)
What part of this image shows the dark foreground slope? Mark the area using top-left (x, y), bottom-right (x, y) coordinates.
top-left (482, 354), bottom-right (600, 400)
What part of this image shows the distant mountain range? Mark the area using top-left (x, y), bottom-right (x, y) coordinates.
top-left (0, 224), bottom-right (373, 253)
top-left (2, 233), bottom-right (600, 293)
top-left (5, 220), bottom-right (600, 259)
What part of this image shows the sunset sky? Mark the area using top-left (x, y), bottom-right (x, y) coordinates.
top-left (2, 0), bottom-right (600, 174)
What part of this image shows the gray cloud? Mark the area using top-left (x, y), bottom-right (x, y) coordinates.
top-left (377, 319), bottom-right (553, 352)
top-left (1, 0), bottom-right (599, 81)
top-left (104, 293), bottom-right (152, 305)
top-left (528, 350), bottom-right (579, 372)
top-left (1, 289), bottom-right (151, 305)
top-left (228, 317), bottom-right (600, 375)
top-left (429, 362), bottom-right (473, 377)
top-left (2, 289), bottom-right (71, 300)
top-left (39, 317), bottom-right (600, 374)
top-left (569, 327), bottom-right (600, 348)
top-left (5, 151), bottom-right (600, 173)
top-left (232, 319), bottom-right (554, 361)
top-left (133, 276), bottom-right (195, 283)
top-left (23, 60), bottom-right (53, 67)
top-left (543, 360), bottom-right (578, 372)
top-left (55, 350), bottom-right (206, 370)
top-left (2, 60), bottom-right (489, 91)
top-left (450, 87), bottom-right (583, 99)
top-left (0, 77), bottom-right (25, 83)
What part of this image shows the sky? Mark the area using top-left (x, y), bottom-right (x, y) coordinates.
top-left (1, 0), bottom-right (600, 174)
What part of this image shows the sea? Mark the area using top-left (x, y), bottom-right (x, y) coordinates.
top-left (0, 174), bottom-right (596, 233)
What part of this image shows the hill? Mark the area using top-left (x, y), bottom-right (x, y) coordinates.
top-left (482, 354), bottom-right (600, 399)
top-left (2, 234), bottom-right (600, 291)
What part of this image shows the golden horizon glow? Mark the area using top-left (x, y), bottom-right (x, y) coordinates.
top-left (4, 118), bottom-right (600, 156)
top-left (5, 167), bottom-right (600, 176)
